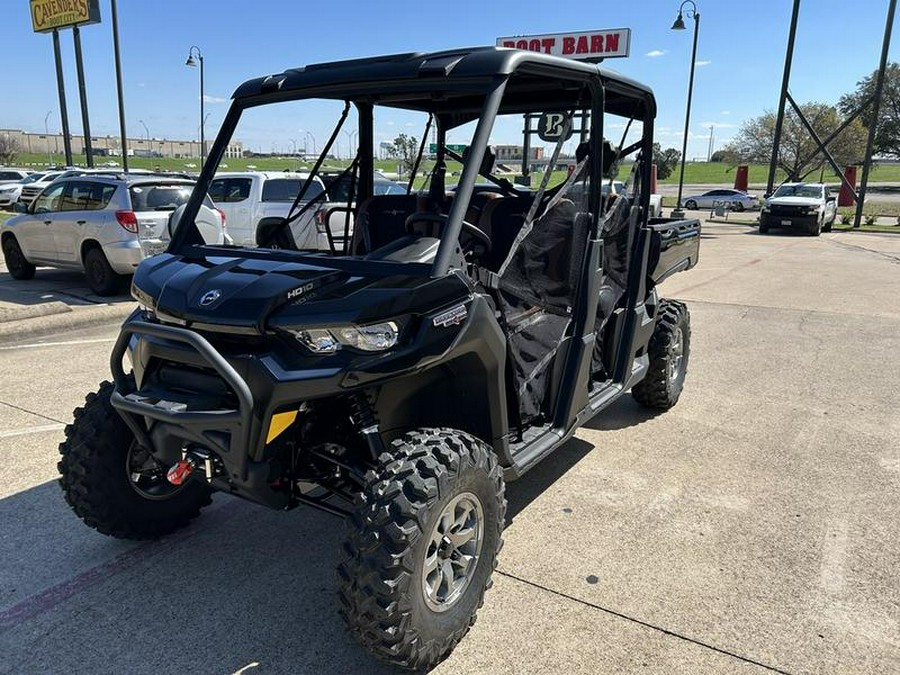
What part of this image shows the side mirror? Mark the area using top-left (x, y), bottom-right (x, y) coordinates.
top-left (826, 196), bottom-right (836, 203)
top-left (12, 201), bottom-right (27, 214)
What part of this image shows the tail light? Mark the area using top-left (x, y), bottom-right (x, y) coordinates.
top-left (115, 210), bottom-right (139, 234)
top-left (314, 210), bottom-right (326, 233)
top-left (216, 207), bottom-right (226, 225)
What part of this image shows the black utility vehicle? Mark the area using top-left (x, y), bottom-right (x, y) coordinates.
top-left (59, 47), bottom-right (700, 670)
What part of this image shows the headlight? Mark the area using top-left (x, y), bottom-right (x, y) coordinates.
top-left (295, 321), bottom-right (400, 354)
top-left (130, 281), bottom-right (157, 312)
top-left (0, 188), bottom-right (16, 195)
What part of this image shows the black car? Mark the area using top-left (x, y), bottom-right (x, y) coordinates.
top-left (59, 47), bottom-right (700, 671)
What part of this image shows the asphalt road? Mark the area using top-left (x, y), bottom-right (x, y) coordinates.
top-left (1, 223), bottom-right (899, 674)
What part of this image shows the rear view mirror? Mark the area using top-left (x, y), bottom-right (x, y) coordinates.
top-left (12, 201), bottom-right (27, 214)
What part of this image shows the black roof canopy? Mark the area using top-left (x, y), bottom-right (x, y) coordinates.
top-left (231, 47), bottom-right (656, 120)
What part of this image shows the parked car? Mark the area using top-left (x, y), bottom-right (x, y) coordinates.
top-left (759, 182), bottom-right (837, 236)
top-left (604, 179), bottom-right (664, 217)
top-left (17, 170), bottom-right (66, 206)
top-left (209, 171), bottom-right (328, 249)
top-left (680, 188), bottom-right (758, 211)
top-left (1, 174), bottom-right (225, 295)
top-left (0, 171), bottom-right (51, 208)
top-left (0, 168), bottom-right (30, 182)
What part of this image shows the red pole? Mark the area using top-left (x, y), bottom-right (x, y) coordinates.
top-left (650, 163), bottom-right (658, 194)
top-left (734, 165), bottom-right (749, 191)
top-left (838, 165), bottom-right (857, 207)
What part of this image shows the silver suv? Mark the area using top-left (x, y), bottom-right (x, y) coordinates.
top-left (1, 173), bottom-right (225, 295)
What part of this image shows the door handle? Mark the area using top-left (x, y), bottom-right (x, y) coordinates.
top-left (43, 220), bottom-right (52, 225)
top-left (77, 220), bottom-right (87, 225)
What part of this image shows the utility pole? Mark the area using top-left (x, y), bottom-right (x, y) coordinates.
top-left (707, 124), bottom-right (714, 162)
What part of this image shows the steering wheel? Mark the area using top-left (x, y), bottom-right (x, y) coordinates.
top-left (405, 212), bottom-right (492, 253)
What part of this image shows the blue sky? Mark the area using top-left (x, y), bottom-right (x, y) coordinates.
top-left (2, 0), bottom-right (898, 160)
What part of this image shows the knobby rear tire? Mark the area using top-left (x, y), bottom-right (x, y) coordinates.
top-left (632, 299), bottom-right (691, 410)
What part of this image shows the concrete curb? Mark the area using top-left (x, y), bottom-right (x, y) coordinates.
top-left (0, 301), bottom-right (72, 324)
top-left (0, 302), bottom-right (135, 344)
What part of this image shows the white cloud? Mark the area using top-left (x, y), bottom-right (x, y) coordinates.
top-left (721, 110), bottom-right (731, 115)
top-left (700, 121), bottom-right (738, 129)
top-left (202, 94), bottom-right (227, 104)
top-left (646, 50), bottom-right (667, 57)
top-left (695, 60), bottom-right (712, 67)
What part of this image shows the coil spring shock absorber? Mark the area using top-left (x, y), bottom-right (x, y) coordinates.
top-left (348, 391), bottom-right (385, 460)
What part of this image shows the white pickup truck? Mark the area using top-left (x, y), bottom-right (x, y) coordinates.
top-left (604, 179), bottom-right (663, 218)
top-left (759, 182), bottom-right (837, 236)
top-left (209, 171), bottom-right (329, 249)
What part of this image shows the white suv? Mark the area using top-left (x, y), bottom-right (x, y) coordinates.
top-left (2, 174), bottom-right (225, 295)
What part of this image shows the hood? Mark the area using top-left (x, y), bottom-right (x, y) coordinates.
top-left (767, 196), bottom-right (822, 206)
top-left (134, 252), bottom-right (468, 334)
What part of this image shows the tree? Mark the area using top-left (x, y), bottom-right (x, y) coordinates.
top-left (0, 135), bottom-right (18, 165)
top-left (839, 62), bottom-right (900, 158)
top-left (652, 143), bottom-right (681, 180)
top-left (387, 134), bottom-right (419, 175)
top-left (722, 103), bottom-right (867, 181)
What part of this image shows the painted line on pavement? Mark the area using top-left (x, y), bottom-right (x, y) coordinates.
top-left (0, 337), bottom-right (117, 351)
top-left (0, 423), bottom-right (65, 438)
top-left (0, 499), bottom-right (244, 632)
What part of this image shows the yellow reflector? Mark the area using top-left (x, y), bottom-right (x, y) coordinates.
top-left (266, 410), bottom-right (298, 444)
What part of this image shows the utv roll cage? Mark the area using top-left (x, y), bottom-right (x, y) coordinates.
top-left (170, 47), bottom-right (657, 277)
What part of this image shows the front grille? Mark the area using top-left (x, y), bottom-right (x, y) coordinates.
top-left (20, 187), bottom-right (43, 201)
top-left (770, 204), bottom-right (812, 217)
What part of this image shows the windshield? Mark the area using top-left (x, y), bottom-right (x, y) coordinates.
top-left (20, 172), bottom-right (47, 184)
top-left (172, 70), bottom-right (649, 274)
top-left (773, 184), bottom-right (822, 199)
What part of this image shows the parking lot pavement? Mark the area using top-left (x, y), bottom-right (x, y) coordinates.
top-left (0, 260), bottom-right (135, 343)
top-left (1, 223), bottom-right (898, 673)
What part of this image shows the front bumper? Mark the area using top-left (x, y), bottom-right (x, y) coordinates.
top-left (0, 191), bottom-right (21, 207)
top-left (760, 212), bottom-right (819, 230)
top-left (103, 240), bottom-right (145, 274)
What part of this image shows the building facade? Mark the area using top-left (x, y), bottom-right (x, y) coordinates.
top-left (0, 129), bottom-right (243, 160)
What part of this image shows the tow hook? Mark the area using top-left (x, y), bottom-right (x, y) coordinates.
top-left (166, 449), bottom-right (215, 485)
top-left (166, 459), bottom-right (194, 485)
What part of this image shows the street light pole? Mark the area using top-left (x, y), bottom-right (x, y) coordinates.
top-left (343, 130), bottom-right (358, 160)
top-left (185, 46), bottom-right (205, 165)
top-left (139, 119), bottom-right (149, 141)
top-left (44, 111), bottom-right (53, 166)
top-left (670, 0), bottom-right (700, 219)
top-left (306, 131), bottom-right (317, 156)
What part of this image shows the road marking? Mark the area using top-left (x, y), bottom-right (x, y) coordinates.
top-left (0, 423), bottom-right (65, 438)
top-left (0, 337), bottom-right (116, 351)
top-left (0, 499), bottom-right (243, 631)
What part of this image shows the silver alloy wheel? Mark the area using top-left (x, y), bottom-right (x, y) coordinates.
top-left (668, 326), bottom-right (685, 382)
top-left (422, 492), bottom-right (484, 612)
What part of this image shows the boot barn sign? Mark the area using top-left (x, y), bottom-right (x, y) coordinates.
top-left (496, 29), bottom-right (631, 61)
top-left (30, 0), bottom-right (101, 33)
